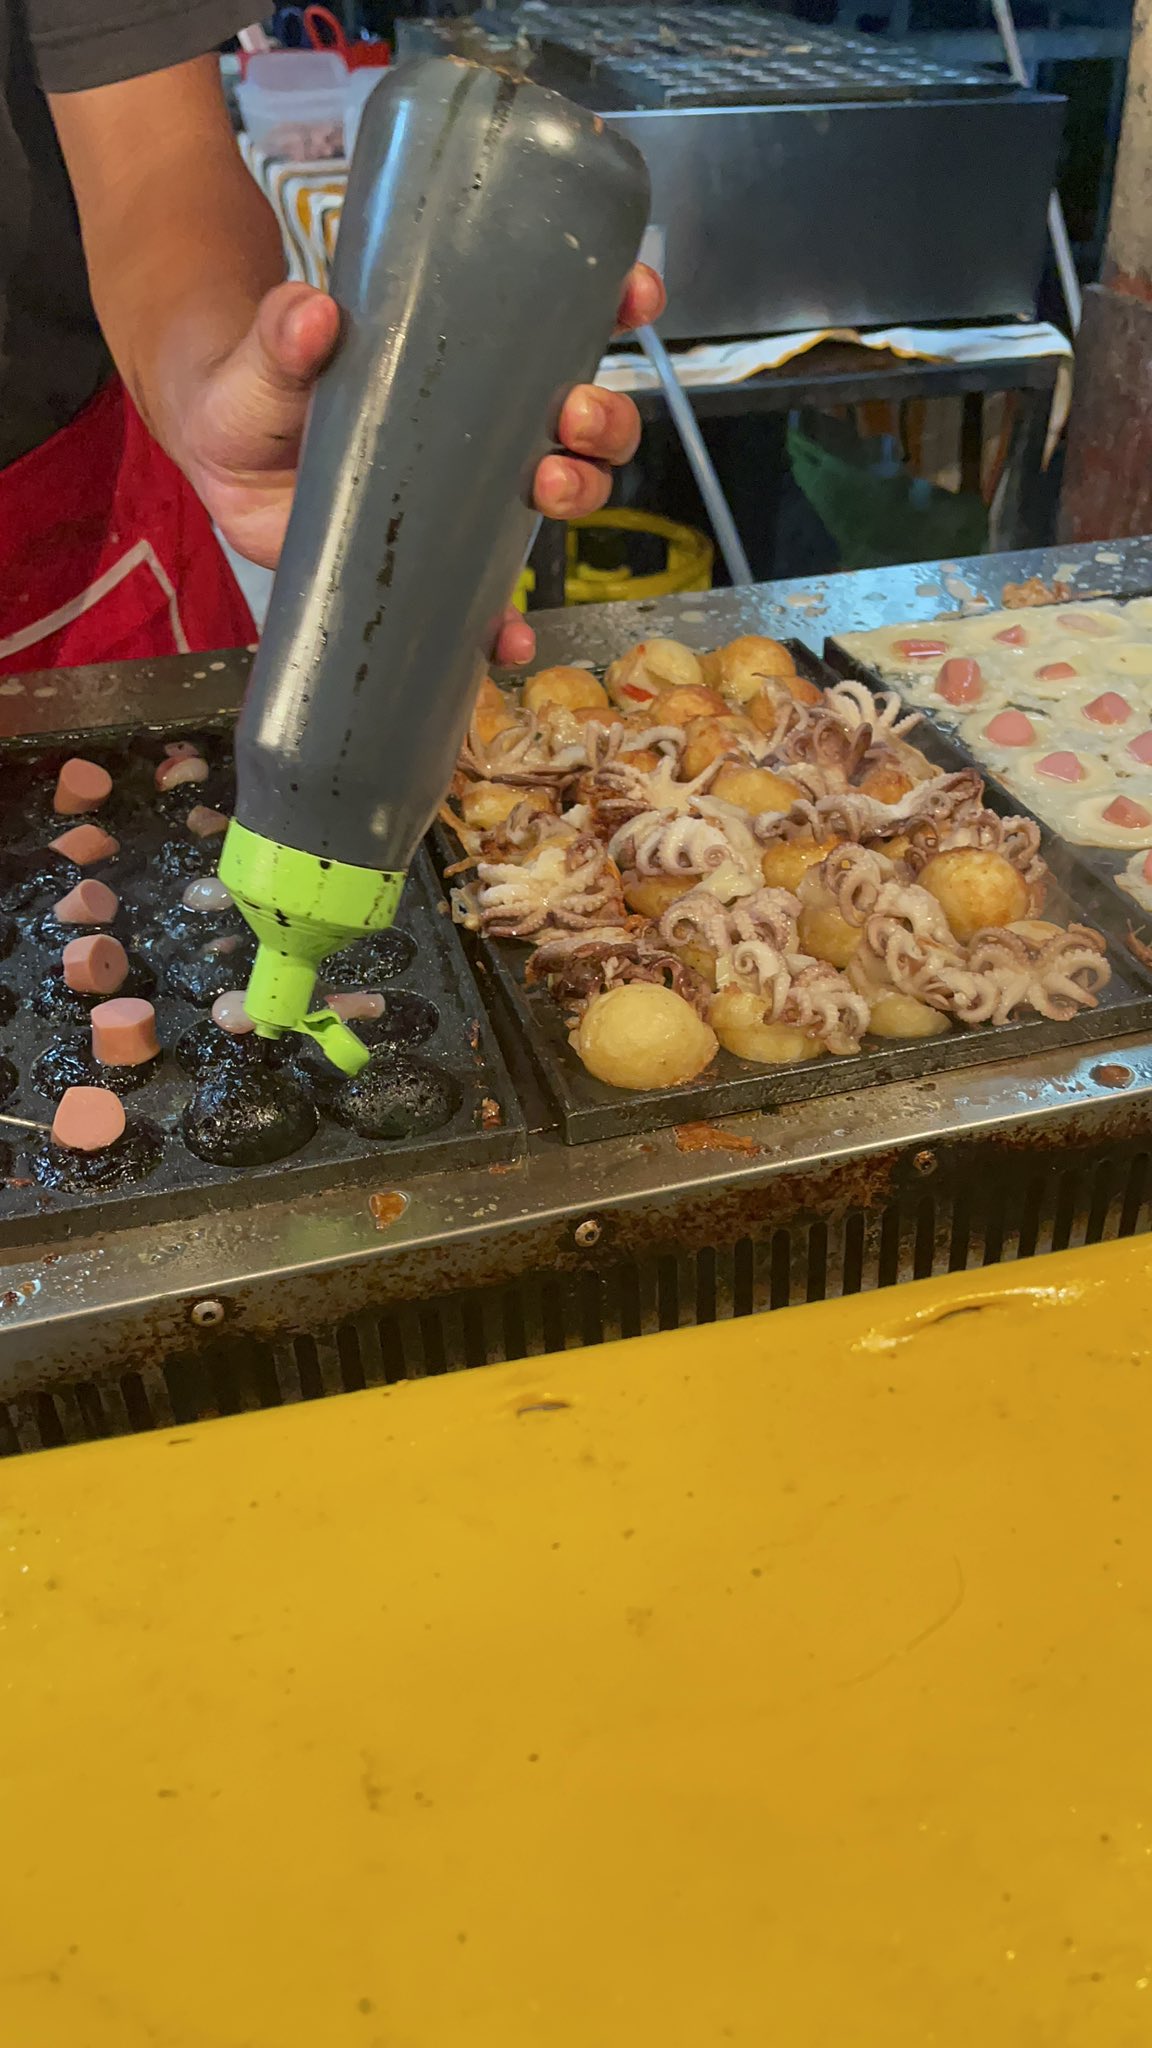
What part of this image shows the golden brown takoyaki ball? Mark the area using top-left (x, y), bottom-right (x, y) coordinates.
top-left (574, 984), bottom-right (717, 1090)
top-left (797, 897), bottom-right (861, 970)
top-left (523, 667), bottom-right (609, 716)
top-left (918, 850), bottom-right (1030, 943)
top-left (710, 763), bottom-right (803, 815)
top-left (679, 713), bottom-right (761, 780)
top-left (707, 635), bottom-right (798, 703)
top-left (622, 873), bottom-right (698, 921)
top-left (652, 684), bottom-right (731, 729)
top-left (605, 638), bottom-right (703, 711)
top-left (472, 676), bottom-right (517, 746)
top-left (460, 782), bottom-right (555, 831)
top-left (856, 760), bottom-right (916, 803)
top-left (710, 987), bottom-right (820, 1064)
top-left (760, 833), bottom-right (842, 892)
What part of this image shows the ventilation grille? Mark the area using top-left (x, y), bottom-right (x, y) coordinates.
top-left (4, 1147), bottom-right (1147, 1457)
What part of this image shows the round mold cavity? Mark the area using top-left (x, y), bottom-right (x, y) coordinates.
top-left (162, 940), bottom-right (256, 1007)
top-left (327, 1051), bottom-right (461, 1142)
top-left (31, 1118), bottom-right (163, 1194)
top-left (31, 1037), bottom-right (159, 1099)
top-left (321, 927), bottom-right (417, 986)
top-left (181, 1064), bottom-right (318, 1168)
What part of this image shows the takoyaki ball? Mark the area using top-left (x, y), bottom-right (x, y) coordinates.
top-left (651, 683), bottom-right (730, 729)
top-left (710, 763), bottom-right (803, 815)
top-left (746, 678), bottom-right (819, 739)
top-left (182, 1065), bottom-right (318, 1167)
top-left (459, 781), bottom-right (555, 832)
top-left (710, 988), bottom-right (819, 1064)
top-left (622, 873), bottom-right (697, 921)
top-left (328, 1051), bottom-right (461, 1141)
top-left (796, 874), bottom-right (861, 971)
top-left (471, 676), bottom-right (518, 748)
top-left (866, 990), bottom-right (950, 1039)
top-left (605, 638), bottom-right (703, 712)
top-left (523, 667), bottom-right (609, 716)
top-left (703, 634), bottom-right (797, 703)
top-left (856, 759), bottom-right (916, 803)
top-left (917, 849), bottom-right (1030, 943)
top-left (760, 833), bottom-right (841, 893)
top-left (679, 714), bottom-right (761, 780)
top-left (573, 983), bottom-right (717, 1091)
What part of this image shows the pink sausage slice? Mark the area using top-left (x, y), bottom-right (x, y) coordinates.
top-left (50, 823), bottom-right (120, 866)
top-left (1103, 795), bottom-right (1152, 829)
top-left (53, 757), bottom-right (112, 816)
top-left (1084, 691), bottom-right (1131, 725)
top-left (186, 805), bottom-right (229, 839)
top-left (994, 625), bottom-right (1027, 647)
top-left (1036, 661), bottom-right (1077, 683)
top-left (155, 755), bottom-right (209, 792)
top-left (51, 1086), bottom-right (126, 1154)
top-left (62, 934), bottom-right (129, 996)
top-left (54, 878), bottom-right (119, 925)
top-left (1036, 751), bottom-right (1086, 783)
top-left (894, 638), bottom-right (948, 661)
top-left (1128, 731), bottom-right (1152, 766)
top-left (90, 997), bottom-right (160, 1068)
top-left (983, 709), bottom-right (1035, 747)
top-left (934, 657), bottom-right (983, 706)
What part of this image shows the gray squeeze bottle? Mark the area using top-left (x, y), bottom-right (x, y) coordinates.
top-left (219, 54), bottom-right (650, 1072)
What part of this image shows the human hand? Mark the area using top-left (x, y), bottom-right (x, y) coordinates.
top-left (180, 264), bottom-right (666, 662)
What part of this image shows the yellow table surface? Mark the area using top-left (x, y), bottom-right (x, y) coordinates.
top-left (3, 1236), bottom-right (1152, 2046)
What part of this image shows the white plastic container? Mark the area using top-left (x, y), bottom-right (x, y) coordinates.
top-left (342, 69), bottom-right (385, 161)
top-left (236, 52), bottom-right (348, 162)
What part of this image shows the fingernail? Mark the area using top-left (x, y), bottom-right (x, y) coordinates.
top-left (567, 390), bottom-right (606, 440)
top-left (550, 459), bottom-right (584, 510)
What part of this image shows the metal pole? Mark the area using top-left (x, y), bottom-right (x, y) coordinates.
top-left (1060, 0), bottom-right (1152, 539)
top-left (989, 0), bottom-right (1082, 335)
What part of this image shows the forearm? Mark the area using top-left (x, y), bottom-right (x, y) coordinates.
top-left (50, 57), bottom-right (285, 463)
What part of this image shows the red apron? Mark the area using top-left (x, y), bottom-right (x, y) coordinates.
top-left (0, 378), bottom-right (255, 674)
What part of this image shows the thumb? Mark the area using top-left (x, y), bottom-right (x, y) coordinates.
top-left (197, 283), bottom-right (342, 479)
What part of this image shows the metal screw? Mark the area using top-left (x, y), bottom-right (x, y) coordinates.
top-left (190, 1298), bottom-right (226, 1328)
top-left (913, 1149), bottom-right (937, 1177)
top-left (574, 1217), bottom-right (601, 1248)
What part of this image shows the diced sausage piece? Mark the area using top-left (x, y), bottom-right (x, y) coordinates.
top-left (1084, 691), bottom-right (1131, 725)
top-left (983, 709), bottom-right (1035, 747)
top-left (934, 657), bottom-right (983, 706)
top-left (49, 823), bottom-right (120, 866)
top-left (1103, 795), bottom-right (1152, 829)
top-left (326, 992), bottom-right (387, 1021)
top-left (186, 805), bottom-right (230, 839)
top-left (53, 757), bottom-right (113, 815)
top-left (1128, 731), bottom-right (1152, 765)
top-left (994, 625), bottom-right (1027, 646)
top-left (155, 755), bottom-right (209, 791)
top-left (54, 878), bottom-right (119, 924)
top-left (1036, 662), bottom-right (1077, 683)
top-left (51, 1086), bottom-right (127, 1153)
top-left (1037, 751), bottom-right (1086, 783)
top-left (90, 996), bottom-right (160, 1068)
top-left (62, 934), bottom-right (129, 995)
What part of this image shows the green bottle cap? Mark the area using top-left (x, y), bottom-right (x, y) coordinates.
top-left (218, 821), bottom-right (406, 1076)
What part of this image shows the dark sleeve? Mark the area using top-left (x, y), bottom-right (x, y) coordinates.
top-left (27, 0), bottom-right (257, 94)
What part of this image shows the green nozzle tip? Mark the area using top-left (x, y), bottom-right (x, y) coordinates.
top-left (218, 822), bottom-right (406, 1074)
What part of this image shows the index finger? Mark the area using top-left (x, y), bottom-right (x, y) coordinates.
top-left (614, 263), bottom-right (666, 336)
